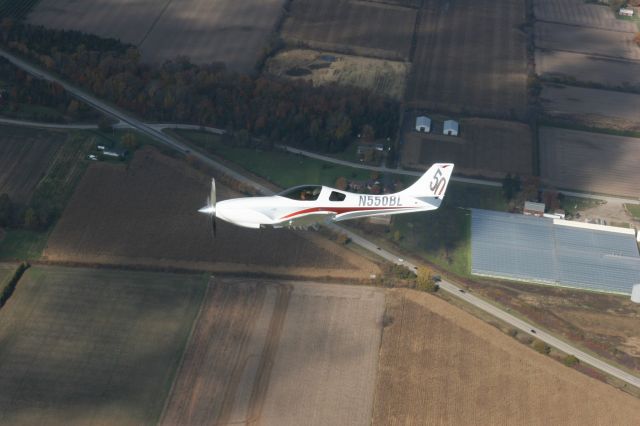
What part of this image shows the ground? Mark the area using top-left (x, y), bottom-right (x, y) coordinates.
top-left (408, 0), bottom-right (528, 118)
top-left (535, 21), bottom-right (640, 61)
top-left (0, 265), bottom-right (207, 426)
top-left (541, 84), bottom-right (640, 131)
top-left (372, 289), bottom-right (640, 425)
top-left (539, 126), bottom-right (640, 197)
top-left (45, 146), bottom-right (379, 280)
top-left (161, 278), bottom-right (384, 426)
top-left (265, 49), bottom-right (409, 100)
top-left (0, 262), bottom-right (15, 287)
top-left (281, 0), bottom-right (417, 61)
top-left (29, 0), bottom-right (287, 71)
top-left (534, 0), bottom-right (637, 32)
top-left (402, 118), bottom-right (532, 178)
top-left (460, 276), bottom-right (640, 374)
top-left (535, 49), bottom-right (640, 89)
top-left (0, 126), bottom-right (66, 204)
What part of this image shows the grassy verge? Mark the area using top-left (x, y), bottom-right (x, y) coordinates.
top-left (560, 195), bottom-right (604, 216)
top-left (625, 204), bottom-right (640, 220)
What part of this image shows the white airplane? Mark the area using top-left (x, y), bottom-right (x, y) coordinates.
top-left (199, 163), bottom-right (453, 233)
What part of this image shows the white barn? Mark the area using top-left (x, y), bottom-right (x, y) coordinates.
top-left (619, 8), bottom-right (634, 17)
top-left (443, 119), bottom-right (459, 136)
top-left (415, 116), bottom-right (431, 132)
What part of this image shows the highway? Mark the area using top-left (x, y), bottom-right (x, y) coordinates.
top-left (2, 46), bottom-right (640, 388)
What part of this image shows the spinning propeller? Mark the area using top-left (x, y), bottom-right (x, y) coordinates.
top-left (198, 178), bottom-right (217, 237)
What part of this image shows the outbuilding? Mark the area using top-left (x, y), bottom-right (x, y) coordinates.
top-left (415, 116), bottom-right (431, 133)
top-left (619, 7), bottom-right (634, 17)
top-left (443, 119), bottom-right (459, 136)
top-left (102, 148), bottom-right (128, 160)
top-left (523, 201), bottom-right (545, 217)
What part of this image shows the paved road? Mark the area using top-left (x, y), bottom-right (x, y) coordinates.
top-left (3, 46), bottom-right (640, 388)
top-left (279, 145), bottom-right (640, 205)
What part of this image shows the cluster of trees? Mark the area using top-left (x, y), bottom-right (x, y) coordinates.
top-left (503, 173), bottom-right (562, 212)
top-left (0, 57), bottom-right (98, 122)
top-left (0, 193), bottom-right (54, 231)
top-left (0, 19), bottom-right (399, 153)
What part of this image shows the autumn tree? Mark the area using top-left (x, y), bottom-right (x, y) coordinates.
top-left (415, 268), bottom-right (438, 292)
top-left (335, 176), bottom-right (348, 190)
top-left (634, 32), bottom-right (640, 47)
top-left (121, 132), bottom-right (139, 151)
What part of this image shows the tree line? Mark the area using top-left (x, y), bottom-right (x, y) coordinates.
top-left (0, 19), bottom-right (399, 153)
top-left (0, 57), bottom-right (99, 122)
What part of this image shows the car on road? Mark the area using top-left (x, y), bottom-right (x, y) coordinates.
top-left (530, 329), bottom-right (536, 334)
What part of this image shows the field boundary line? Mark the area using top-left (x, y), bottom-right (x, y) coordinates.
top-left (536, 18), bottom-right (637, 34)
top-left (158, 277), bottom-right (212, 425)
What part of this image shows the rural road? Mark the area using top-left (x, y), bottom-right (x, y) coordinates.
top-left (3, 47), bottom-right (640, 388)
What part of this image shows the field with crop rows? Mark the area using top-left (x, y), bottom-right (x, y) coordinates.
top-left (541, 84), bottom-right (640, 131)
top-left (539, 126), bottom-right (640, 197)
top-left (29, 0), bottom-right (287, 71)
top-left (402, 118), bottom-right (532, 178)
top-left (0, 126), bottom-right (65, 204)
top-left (372, 290), bottom-right (640, 425)
top-left (45, 147), bottom-right (378, 279)
top-left (162, 278), bottom-right (384, 426)
top-left (0, 266), bottom-right (207, 426)
top-left (282, 0), bottom-right (417, 61)
top-left (534, 0), bottom-right (636, 32)
top-left (408, 0), bottom-right (528, 118)
top-left (535, 50), bottom-right (640, 89)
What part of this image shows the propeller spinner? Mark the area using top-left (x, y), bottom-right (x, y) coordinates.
top-left (198, 178), bottom-right (217, 237)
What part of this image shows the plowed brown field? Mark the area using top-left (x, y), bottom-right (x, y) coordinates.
top-left (408, 0), bottom-right (527, 118)
top-left (161, 278), bottom-right (385, 426)
top-left (372, 289), bottom-right (640, 425)
top-left (0, 126), bottom-right (64, 204)
top-left (45, 147), bottom-right (378, 279)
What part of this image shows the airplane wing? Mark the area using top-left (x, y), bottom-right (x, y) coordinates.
top-left (271, 211), bottom-right (336, 229)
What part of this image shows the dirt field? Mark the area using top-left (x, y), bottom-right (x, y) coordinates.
top-left (541, 84), bottom-right (640, 131)
top-left (539, 126), bottom-right (640, 197)
top-left (265, 49), bottom-right (409, 100)
top-left (408, 0), bottom-right (528, 118)
top-left (161, 278), bottom-right (385, 426)
top-left (534, 0), bottom-right (637, 32)
top-left (0, 126), bottom-right (66, 204)
top-left (372, 289), bottom-right (640, 425)
top-left (402, 118), bottom-right (532, 178)
top-left (281, 0), bottom-right (417, 61)
top-left (536, 49), bottom-right (640, 89)
top-left (535, 21), bottom-right (640, 61)
top-left (45, 146), bottom-right (378, 279)
top-left (0, 265), bottom-right (206, 426)
top-left (29, 0), bottom-right (287, 71)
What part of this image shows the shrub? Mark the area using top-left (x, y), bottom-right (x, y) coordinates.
top-left (532, 339), bottom-right (551, 355)
top-left (564, 355), bottom-right (579, 367)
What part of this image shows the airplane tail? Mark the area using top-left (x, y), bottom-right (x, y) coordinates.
top-left (400, 163), bottom-right (454, 200)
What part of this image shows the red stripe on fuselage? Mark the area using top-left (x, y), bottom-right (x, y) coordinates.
top-left (280, 206), bottom-right (413, 220)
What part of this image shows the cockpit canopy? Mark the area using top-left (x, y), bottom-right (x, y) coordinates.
top-left (278, 185), bottom-right (323, 201)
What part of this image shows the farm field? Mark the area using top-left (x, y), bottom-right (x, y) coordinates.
top-left (541, 84), bottom-right (640, 131)
top-left (402, 118), bottom-right (532, 178)
top-left (533, 0), bottom-right (636, 32)
top-left (535, 22), bottom-right (640, 61)
top-left (0, 265), bottom-right (207, 426)
top-left (0, 262), bottom-right (14, 287)
top-left (463, 274), bottom-right (640, 373)
top-left (29, 0), bottom-right (287, 71)
top-left (162, 278), bottom-right (384, 426)
top-left (408, 0), bottom-right (528, 117)
top-left (535, 49), bottom-right (640, 89)
top-left (372, 289), bottom-right (640, 425)
top-left (45, 146), bottom-right (378, 279)
top-left (0, 126), bottom-right (65, 204)
top-left (281, 0), bottom-right (417, 61)
top-left (265, 49), bottom-right (409, 100)
top-left (539, 126), bottom-right (640, 197)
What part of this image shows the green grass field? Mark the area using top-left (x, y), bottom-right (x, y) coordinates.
top-left (626, 204), bottom-right (640, 220)
top-left (0, 229), bottom-right (48, 260)
top-left (0, 262), bottom-right (16, 288)
top-left (0, 266), bottom-right (207, 426)
top-left (173, 129), bottom-right (375, 187)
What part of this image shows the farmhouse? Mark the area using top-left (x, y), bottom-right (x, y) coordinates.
top-left (619, 7), bottom-right (634, 17)
top-left (415, 116), bottom-right (431, 132)
top-left (443, 119), bottom-right (459, 136)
